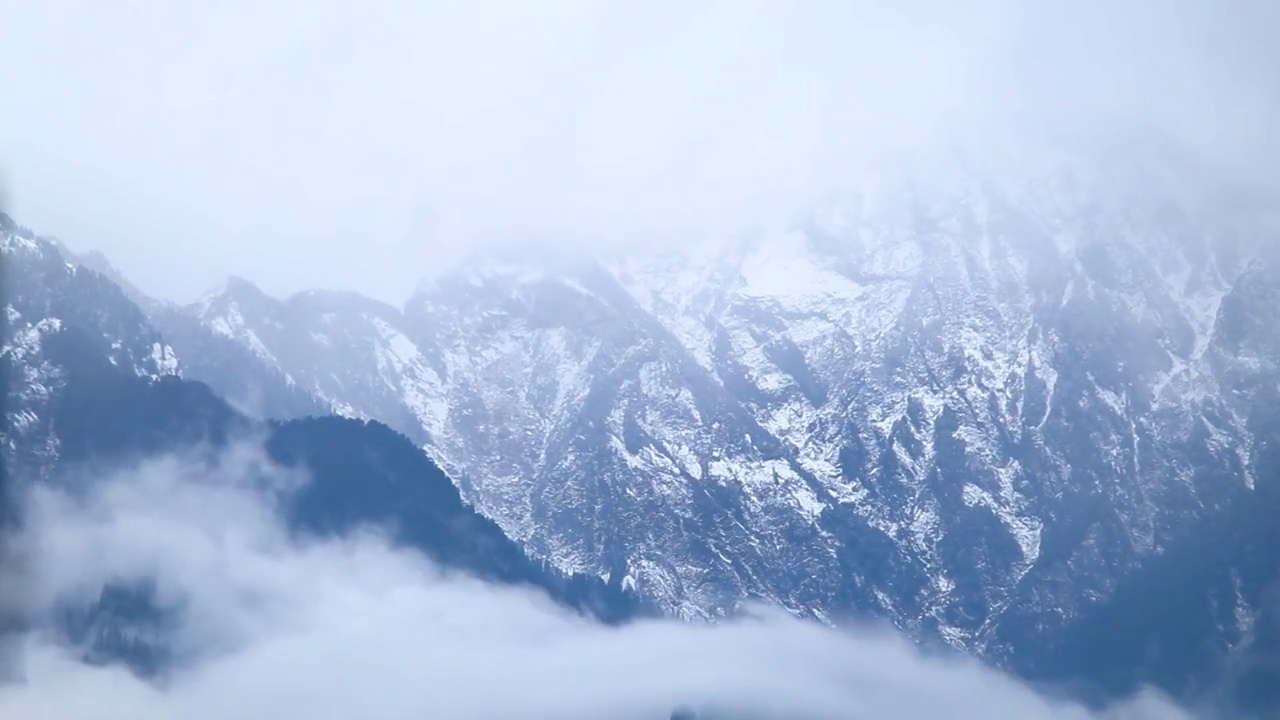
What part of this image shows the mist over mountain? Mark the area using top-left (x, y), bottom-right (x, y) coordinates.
top-left (1, 220), bottom-right (640, 662)
top-left (4, 1), bottom-right (1280, 715)
top-left (4, 1), bottom-right (1278, 303)
top-left (150, 145), bottom-right (1280, 710)
top-left (3, 209), bottom-right (1222, 719)
top-left (6, 119), bottom-right (1280, 717)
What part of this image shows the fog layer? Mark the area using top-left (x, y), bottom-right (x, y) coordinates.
top-left (1, 0), bottom-right (1277, 301)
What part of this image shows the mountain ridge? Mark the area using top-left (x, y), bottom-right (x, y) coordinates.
top-left (120, 152), bottom-right (1279, 662)
top-left (1, 218), bottom-right (644, 660)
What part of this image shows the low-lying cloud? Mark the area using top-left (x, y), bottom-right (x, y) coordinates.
top-left (0, 444), bottom-right (1196, 719)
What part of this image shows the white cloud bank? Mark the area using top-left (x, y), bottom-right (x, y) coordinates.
top-left (0, 444), bottom-right (1196, 720)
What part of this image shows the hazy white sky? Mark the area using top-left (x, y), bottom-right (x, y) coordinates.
top-left (0, 442), bottom-right (1196, 720)
top-left (1, 0), bottom-right (1277, 303)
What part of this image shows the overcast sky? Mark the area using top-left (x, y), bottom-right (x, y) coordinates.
top-left (1, 0), bottom-right (1277, 303)
top-left (0, 442), bottom-right (1196, 720)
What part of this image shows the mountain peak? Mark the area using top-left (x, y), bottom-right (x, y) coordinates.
top-left (413, 242), bottom-right (605, 298)
top-left (193, 274), bottom-right (273, 310)
top-left (285, 288), bottom-right (401, 318)
top-left (222, 274), bottom-right (267, 296)
top-left (0, 212), bottom-right (44, 256)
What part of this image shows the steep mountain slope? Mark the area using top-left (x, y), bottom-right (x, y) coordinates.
top-left (147, 301), bottom-right (330, 421)
top-left (176, 278), bottom-right (427, 427)
top-left (166, 153), bottom-right (1279, 660)
top-left (996, 252), bottom-right (1280, 711)
top-left (2, 213), bottom-right (181, 480)
top-left (2, 214), bottom-right (642, 674)
top-left (179, 262), bottom-right (894, 621)
top-left (641, 167), bottom-right (1271, 654)
top-left (53, 241), bottom-right (328, 422)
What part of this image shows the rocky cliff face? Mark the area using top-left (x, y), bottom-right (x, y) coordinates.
top-left (1015, 257), bottom-right (1280, 707)
top-left (152, 151), bottom-right (1279, 658)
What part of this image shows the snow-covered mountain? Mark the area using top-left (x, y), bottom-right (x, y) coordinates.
top-left (0, 213), bottom-right (643, 640)
top-left (2, 213), bottom-right (181, 479)
top-left (151, 148), bottom-right (1280, 659)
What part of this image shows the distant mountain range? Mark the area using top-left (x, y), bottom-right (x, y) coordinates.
top-left (3, 141), bottom-right (1278, 710)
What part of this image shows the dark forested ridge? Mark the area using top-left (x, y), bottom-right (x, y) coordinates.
top-left (266, 414), bottom-right (647, 623)
top-left (38, 365), bottom-right (646, 675)
top-left (62, 366), bottom-right (642, 610)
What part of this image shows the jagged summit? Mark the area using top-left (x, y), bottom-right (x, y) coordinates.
top-left (192, 273), bottom-right (272, 309)
top-left (193, 275), bottom-right (406, 323)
